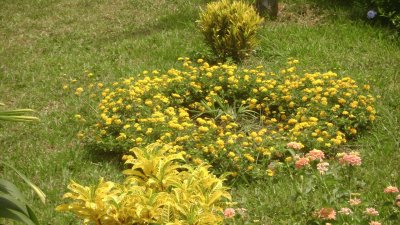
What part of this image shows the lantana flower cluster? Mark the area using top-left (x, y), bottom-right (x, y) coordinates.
top-left (67, 58), bottom-right (376, 177)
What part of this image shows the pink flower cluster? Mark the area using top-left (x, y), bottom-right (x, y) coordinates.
top-left (349, 198), bottom-right (362, 206)
top-left (338, 207), bottom-right (353, 215)
top-left (317, 208), bottom-right (336, 220)
top-left (295, 149), bottom-right (327, 171)
top-left (369, 221), bottom-right (382, 225)
top-left (316, 162), bottom-right (329, 174)
top-left (295, 157), bottom-right (310, 169)
top-left (306, 149), bottom-right (325, 161)
top-left (286, 141), bottom-right (304, 150)
top-left (338, 152), bottom-right (362, 166)
top-left (384, 185), bottom-right (399, 193)
top-left (223, 208), bottom-right (235, 218)
top-left (364, 207), bottom-right (379, 216)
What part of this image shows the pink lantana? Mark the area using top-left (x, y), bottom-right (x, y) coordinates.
top-left (317, 208), bottom-right (336, 220)
top-left (338, 152), bottom-right (362, 166)
top-left (364, 207), bottom-right (379, 216)
top-left (295, 157), bottom-right (310, 169)
top-left (307, 149), bottom-right (325, 161)
top-left (349, 198), bottom-right (362, 206)
top-left (317, 162), bottom-right (329, 174)
top-left (224, 208), bottom-right (236, 218)
top-left (338, 207), bottom-right (353, 215)
top-left (369, 221), bottom-right (382, 225)
top-left (286, 141), bottom-right (304, 150)
top-left (384, 186), bottom-right (399, 193)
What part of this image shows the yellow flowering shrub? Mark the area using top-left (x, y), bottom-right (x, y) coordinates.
top-left (57, 143), bottom-right (231, 224)
top-left (67, 58), bottom-right (376, 178)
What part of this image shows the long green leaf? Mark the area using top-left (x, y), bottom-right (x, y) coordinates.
top-left (0, 115), bottom-right (39, 122)
top-left (26, 205), bottom-right (40, 225)
top-left (1, 162), bottom-right (46, 204)
top-left (0, 178), bottom-right (26, 202)
top-left (0, 109), bottom-right (36, 115)
top-left (0, 193), bottom-right (29, 215)
top-left (0, 207), bottom-right (37, 225)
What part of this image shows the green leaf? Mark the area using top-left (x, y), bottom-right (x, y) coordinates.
top-left (0, 207), bottom-right (38, 225)
top-left (0, 178), bottom-right (26, 202)
top-left (26, 205), bottom-right (40, 225)
top-left (0, 109), bottom-right (35, 115)
top-left (1, 162), bottom-right (46, 204)
top-left (0, 115), bottom-right (39, 122)
top-left (0, 193), bottom-right (29, 215)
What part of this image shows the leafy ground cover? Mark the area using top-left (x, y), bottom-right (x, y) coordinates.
top-left (1, 0), bottom-right (399, 224)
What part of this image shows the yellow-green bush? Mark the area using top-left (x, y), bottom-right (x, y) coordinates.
top-left (198, 0), bottom-right (263, 62)
top-left (57, 143), bottom-right (231, 225)
top-left (68, 58), bottom-right (376, 178)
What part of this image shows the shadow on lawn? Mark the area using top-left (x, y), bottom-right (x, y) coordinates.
top-left (82, 144), bottom-right (125, 168)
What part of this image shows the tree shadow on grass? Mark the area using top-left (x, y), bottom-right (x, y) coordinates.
top-left (81, 144), bottom-right (126, 170)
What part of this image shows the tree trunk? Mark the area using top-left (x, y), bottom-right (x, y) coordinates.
top-left (255, 0), bottom-right (279, 19)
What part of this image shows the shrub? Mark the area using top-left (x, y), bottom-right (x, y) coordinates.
top-left (354, 0), bottom-right (400, 30)
top-left (375, 0), bottom-right (400, 30)
top-left (56, 143), bottom-right (231, 225)
top-left (197, 0), bottom-right (263, 62)
top-left (67, 58), bottom-right (377, 179)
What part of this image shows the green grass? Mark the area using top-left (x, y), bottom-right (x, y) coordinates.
top-left (1, 0), bottom-right (399, 224)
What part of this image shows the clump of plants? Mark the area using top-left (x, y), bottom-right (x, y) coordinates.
top-left (354, 0), bottom-right (400, 31)
top-left (57, 143), bottom-right (231, 225)
top-left (0, 104), bottom-right (45, 225)
top-left (197, 0), bottom-right (264, 62)
top-left (66, 58), bottom-right (377, 179)
top-left (271, 148), bottom-right (399, 224)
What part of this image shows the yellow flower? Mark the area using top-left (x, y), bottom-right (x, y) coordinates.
top-left (338, 98), bottom-right (346, 104)
top-left (254, 137), bottom-right (263, 143)
top-left (266, 169), bottom-right (274, 176)
top-left (198, 126), bottom-right (209, 133)
top-left (250, 132), bottom-right (258, 138)
top-left (135, 137), bottom-right (143, 143)
top-left (146, 128), bottom-right (153, 134)
top-left (288, 118), bottom-right (298, 125)
top-left (244, 154), bottom-right (255, 163)
top-left (216, 139), bottom-right (225, 148)
top-left (116, 133), bottom-right (127, 141)
top-left (75, 87), bottom-right (84, 95)
top-left (77, 132), bottom-right (84, 139)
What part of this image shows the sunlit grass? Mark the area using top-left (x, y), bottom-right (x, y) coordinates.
top-left (1, 0), bottom-right (399, 224)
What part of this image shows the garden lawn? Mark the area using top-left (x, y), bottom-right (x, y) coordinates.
top-left (1, 0), bottom-right (399, 224)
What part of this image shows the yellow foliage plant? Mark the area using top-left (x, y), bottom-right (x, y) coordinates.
top-left (198, 0), bottom-right (263, 62)
top-left (56, 143), bottom-right (231, 225)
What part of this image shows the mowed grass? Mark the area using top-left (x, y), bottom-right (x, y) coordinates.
top-left (0, 0), bottom-right (399, 224)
